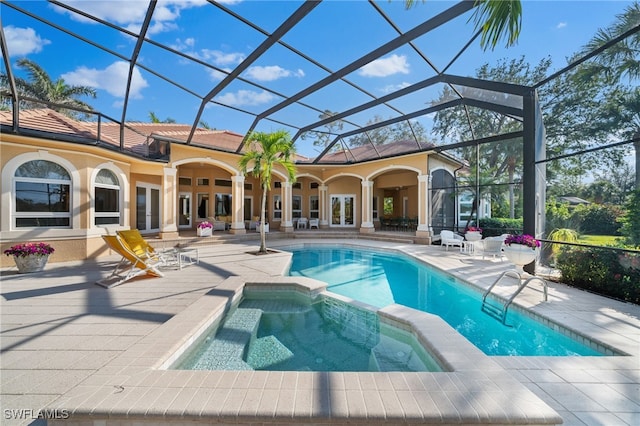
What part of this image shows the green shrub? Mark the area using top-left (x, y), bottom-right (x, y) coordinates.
top-left (573, 204), bottom-right (623, 235)
top-left (620, 189), bottom-right (640, 248)
top-left (546, 199), bottom-right (578, 231)
top-left (478, 218), bottom-right (522, 237)
top-left (556, 246), bottom-right (640, 304)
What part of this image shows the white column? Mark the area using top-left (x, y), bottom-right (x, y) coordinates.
top-left (281, 181), bottom-right (293, 231)
top-left (319, 185), bottom-right (328, 227)
top-left (161, 167), bottom-right (178, 234)
top-left (230, 175), bottom-right (246, 234)
top-left (415, 174), bottom-right (432, 243)
top-left (360, 180), bottom-right (374, 233)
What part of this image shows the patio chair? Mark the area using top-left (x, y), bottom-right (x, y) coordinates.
top-left (117, 229), bottom-right (168, 265)
top-left (297, 217), bottom-right (308, 229)
top-left (97, 235), bottom-right (164, 288)
top-left (482, 237), bottom-right (504, 260)
top-left (440, 230), bottom-right (464, 251)
top-left (207, 217), bottom-right (227, 231)
top-left (309, 218), bottom-right (319, 229)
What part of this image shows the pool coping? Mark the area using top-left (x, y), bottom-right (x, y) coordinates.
top-left (47, 275), bottom-right (562, 425)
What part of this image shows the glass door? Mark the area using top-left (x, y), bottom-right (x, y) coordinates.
top-left (330, 195), bottom-right (355, 227)
top-left (136, 183), bottom-right (161, 233)
top-left (244, 197), bottom-right (253, 221)
top-left (178, 192), bottom-right (191, 228)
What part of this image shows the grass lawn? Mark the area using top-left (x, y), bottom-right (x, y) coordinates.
top-left (579, 234), bottom-right (620, 246)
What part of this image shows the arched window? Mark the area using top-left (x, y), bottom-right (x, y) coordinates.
top-left (94, 169), bottom-right (121, 225)
top-left (14, 160), bottom-right (72, 227)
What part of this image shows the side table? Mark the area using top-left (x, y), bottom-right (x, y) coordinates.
top-left (161, 247), bottom-right (199, 270)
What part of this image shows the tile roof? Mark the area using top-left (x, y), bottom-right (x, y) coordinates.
top-left (0, 109), bottom-right (248, 156)
top-left (1, 109), bottom-right (434, 164)
top-left (318, 140), bottom-right (436, 163)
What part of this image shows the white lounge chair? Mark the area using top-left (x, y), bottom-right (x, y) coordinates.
top-left (482, 237), bottom-right (505, 260)
top-left (440, 230), bottom-right (464, 251)
top-left (309, 218), bottom-right (319, 229)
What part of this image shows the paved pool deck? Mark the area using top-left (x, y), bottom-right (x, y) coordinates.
top-left (1, 238), bottom-right (638, 425)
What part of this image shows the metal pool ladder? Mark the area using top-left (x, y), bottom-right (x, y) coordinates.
top-left (481, 271), bottom-right (549, 325)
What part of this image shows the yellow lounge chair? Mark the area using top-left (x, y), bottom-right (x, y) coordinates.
top-left (97, 235), bottom-right (164, 288)
top-left (117, 229), bottom-right (168, 265)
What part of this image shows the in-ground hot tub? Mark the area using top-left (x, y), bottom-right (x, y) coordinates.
top-left (173, 288), bottom-right (444, 373)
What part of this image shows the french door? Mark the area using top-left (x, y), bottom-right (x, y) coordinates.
top-left (330, 195), bottom-right (355, 227)
top-left (178, 192), bottom-right (192, 228)
top-left (136, 183), bottom-right (161, 233)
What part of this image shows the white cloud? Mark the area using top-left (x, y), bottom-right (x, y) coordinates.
top-left (201, 49), bottom-right (246, 66)
top-left (556, 22), bottom-right (567, 29)
top-left (216, 90), bottom-right (274, 107)
top-left (245, 65), bottom-right (305, 81)
top-left (380, 82), bottom-right (411, 94)
top-left (359, 54), bottom-right (410, 77)
top-left (61, 61), bottom-right (148, 99)
top-left (208, 68), bottom-right (230, 81)
top-left (169, 39), bottom-right (245, 68)
top-left (4, 26), bottom-right (50, 56)
top-left (51, 0), bottom-right (208, 35)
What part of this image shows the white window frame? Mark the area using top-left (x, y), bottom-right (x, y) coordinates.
top-left (273, 194), bottom-right (282, 220)
top-left (215, 193), bottom-right (232, 216)
top-left (94, 169), bottom-right (121, 226)
top-left (309, 195), bottom-right (319, 219)
top-left (13, 160), bottom-right (72, 229)
top-left (2, 152), bottom-right (81, 232)
top-left (292, 195), bottom-right (302, 219)
top-left (197, 192), bottom-right (209, 220)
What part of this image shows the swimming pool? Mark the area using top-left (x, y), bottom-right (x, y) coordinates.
top-left (286, 245), bottom-right (608, 356)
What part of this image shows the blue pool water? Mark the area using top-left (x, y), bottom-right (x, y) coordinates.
top-left (176, 292), bottom-right (444, 372)
top-left (286, 245), bottom-right (606, 356)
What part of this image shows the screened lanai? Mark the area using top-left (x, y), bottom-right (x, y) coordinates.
top-left (1, 1), bottom-right (639, 281)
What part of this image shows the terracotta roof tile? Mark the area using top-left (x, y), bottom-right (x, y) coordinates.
top-left (320, 140), bottom-right (435, 162)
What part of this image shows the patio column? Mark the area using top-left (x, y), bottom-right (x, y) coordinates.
top-left (360, 180), bottom-right (374, 234)
top-left (230, 175), bottom-right (246, 234)
top-left (281, 181), bottom-right (294, 232)
top-left (415, 174), bottom-right (432, 244)
top-left (160, 166), bottom-right (179, 239)
top-left (319, 184), bottom-right (328, 228)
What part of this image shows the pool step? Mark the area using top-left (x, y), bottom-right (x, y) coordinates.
top-left (181, 307), bottom-right (262, 370)
top-left (246, 335), bottom-right (294, 369)
top-left (241, 299), bottom-right (312, 314)
top-left (370, 335), bottom-right (427, 372)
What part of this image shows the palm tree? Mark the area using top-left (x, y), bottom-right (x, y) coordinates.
top-left (239, 130), bottom-right (297, 254)
top-left (148, 111), bottom-right (176, 123)
top-left (577, 2), bottom-right (640, 188)
top-left (404, 0), bottom-right (522, 51)
top-left (1, 58), bottom-right (96, 118)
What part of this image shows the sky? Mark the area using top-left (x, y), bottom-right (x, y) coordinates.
top-left (1, 0), bottom-right (636, 158)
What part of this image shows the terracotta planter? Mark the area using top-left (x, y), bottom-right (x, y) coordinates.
top-left (504, 244), bottom-right (537, 273)
top-left (13, 255), bottom-right (49, 273)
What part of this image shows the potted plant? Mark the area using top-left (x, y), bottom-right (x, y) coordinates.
top-left (197, 221), bottom-right (213, 237)
top-left (465, 226), bottom-right (483, 241)
top-left (4, 242), bottom-right (55, 273)
top-left (503, 234), bottom-right (540, 273)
